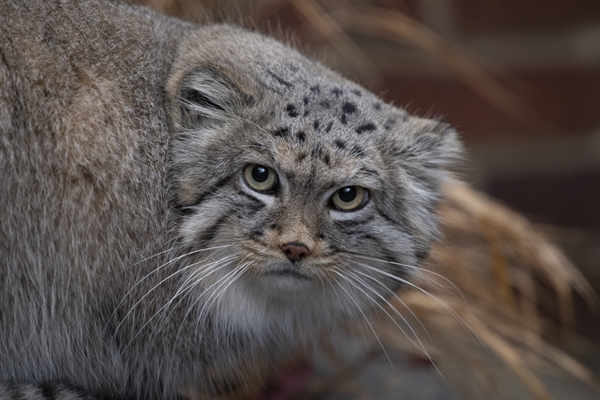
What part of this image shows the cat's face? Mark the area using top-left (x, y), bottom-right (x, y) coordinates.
top-left (165, 27), bottom-right (460, 328)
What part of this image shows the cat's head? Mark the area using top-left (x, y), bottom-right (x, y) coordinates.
top-left (165, 25), bottom-right (461, 328)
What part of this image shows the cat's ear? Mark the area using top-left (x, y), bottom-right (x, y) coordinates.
top-left (394, 118), bottom-right (462, 174)
top-left (173, 65), bottom-right (254, 129)
top-left (388, 118), bottom-right (463, 253)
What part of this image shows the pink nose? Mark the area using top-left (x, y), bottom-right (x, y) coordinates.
top-left (281, 242), bottom-right (310, 261)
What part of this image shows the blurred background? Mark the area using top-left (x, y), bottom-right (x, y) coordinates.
top-left (131, 1), bottom-right (599, 398)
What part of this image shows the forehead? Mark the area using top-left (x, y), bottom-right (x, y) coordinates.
top-left (241, 61), bottom-right (406, 185)
top-left (256, 60), bottom-right (405, 138)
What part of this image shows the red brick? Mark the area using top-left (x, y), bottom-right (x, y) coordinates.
top-left (454, 0), bottom-right (600, 34)
top-left (381, 67), bottom-right (600, 142)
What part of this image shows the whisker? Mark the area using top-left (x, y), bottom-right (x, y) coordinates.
top-left (327, 267), bottom-right (356, 323)
top-left (331, 270), bottom-right (394, 367)
top-left (161, 252), bottom-right (247, 337)
top-left (234, 115), bottom-right (274, 138)
top-left (345, 266), bottom-right (444, 377)
top-left (196, 259), bottom-right (253, 329)
top-left (349, 261), bottom-right (433, 343)
top-left (352, 254), bottom-right (469, 306)
top-left (113, 250), bottom-right (237, 341)
top-left (209, 261), bottom-right (254, 315)
top-left (120, 237), bottom-right (180, 272)
top-left (344, 269), bottom-right (431, 356)
top-left (109, 244), bottom-right (235, 328)
top-left (192, 275), bottom-right (246, 346)
top-left (359, 263), bottom-right (483, 345)
top-left (338, 269), bottom-right (440, 376)
top-left (138, 254), bottom-right (240, 343)
top-left (175, 255), bottom-right (252, 342)
top-left (352, 254), bottom-right (482, 331)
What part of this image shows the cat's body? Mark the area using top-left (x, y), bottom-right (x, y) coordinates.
top-left (0, 0), bottom-right (460, 398)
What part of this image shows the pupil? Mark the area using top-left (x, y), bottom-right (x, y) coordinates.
top-left (339, 187), bottom-right (357, 202)
top-left (252, 166), bottom-right (269, 183)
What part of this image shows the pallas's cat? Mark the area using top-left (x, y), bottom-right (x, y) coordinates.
top-left (0, 0), bottom-right (460, 398)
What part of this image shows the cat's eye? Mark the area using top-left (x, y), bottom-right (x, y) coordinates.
top-left (244, 164), bottom-right (278, 192)
top-left (331, 186), bottom-right (369, 211)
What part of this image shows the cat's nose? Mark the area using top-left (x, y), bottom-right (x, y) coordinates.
top-left (281, 242), bottom-right (310, 262)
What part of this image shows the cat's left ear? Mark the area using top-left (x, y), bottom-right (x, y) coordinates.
top-left (393, 118), bottom-right (463, 173)
top-left (387, 118), bottom-right (462, 253)
top-left (169, 64), bottom-right (255, 130)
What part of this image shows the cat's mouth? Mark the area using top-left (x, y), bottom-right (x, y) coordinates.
top-left (265, 267), bottom-right (312, 280)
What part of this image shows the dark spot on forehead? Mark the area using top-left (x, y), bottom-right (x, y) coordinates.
top-left (266, 70), bottom-right (292, 88)
top-left (303, 97), bottom-right (309, 105)
top-left (352, 145), bottom-right (365, 157)
top-left (296, 131), bottom-right (306, 142)
top-left (342, 102), bottom-right (357, 114)
top-left (383, 117), bottom-right (397, 130)
top-left (356, 123), bottom-right (376, 134)
top-left (331, 88), bottom-right (343, 97)
top-left (373, 102), bottom-right (382, 110)
top-left (360, 167), bottom-right (379, 176)
top-left (311, 144), bottom-right (323, 159)
top-left (340, 114), bottom-right (347, 125)
top-left (352, 89), bottom-right (362, 96)
top-left (313, 120), bottom-right (320, 131)
top-left (286, 104), bottom-right (298, 117)
top-left (319, 100), bottom-right (330, 109)
top-left (310, 85), bottom-right (320, 93)
top-left (244, 94), bottom-right (255, 107)
top-left (296, 152), bottom-right (307, 162)
top-left (250, 226), bottom-right (264, 237)
top-left (303, 110), bottom-right (309, 116)
top-left (273, 127), bottom-right (289, 138)
top-left (249, 141), bottom-right (265, 150)
top-left (323, 154), bottom-right (330, 166)
top-left (325, 121), bottom-right (333, 133)
top-left (334, 139), bottom-right (346, 149)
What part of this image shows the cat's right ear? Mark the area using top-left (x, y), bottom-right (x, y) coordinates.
top-left (172, 65), bottom-right (253, 129)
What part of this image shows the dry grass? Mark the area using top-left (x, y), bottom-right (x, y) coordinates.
top-left (378, 182), bottom-right (598, 398)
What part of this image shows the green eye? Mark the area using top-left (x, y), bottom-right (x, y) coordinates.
top-left (331, 186), bottom-right (368, 211)
top-left (244, 164), bottom-right (278, 192)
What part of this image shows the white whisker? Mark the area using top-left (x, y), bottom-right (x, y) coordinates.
top-left (145, 254), bottom-right (240, 338)
top-left (121, 253), bottom-right (239, 349)
top-left (349, 261), bottom-right (433, 343)
top-left (113, 252), bottom-right (235, 336)
top-left (345, 269), bottom-right (430, 354)
top-left (359, 263), bottom-right (483, 345)
top-left (352, 254), bottom-right (469, 306)
top-left (331, 270), bottom-right (394, 367)
top-left (174, 255), bottom-right (252, 343)
top-left (344, 266), bottom-right (443, 377)
top-left (120, 238), bottom-right (179, 272)
top-left (108, 244), bottom-right (235, 329)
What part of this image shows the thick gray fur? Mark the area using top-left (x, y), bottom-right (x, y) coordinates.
top-left (0, 0), bottom-right (461, 398)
